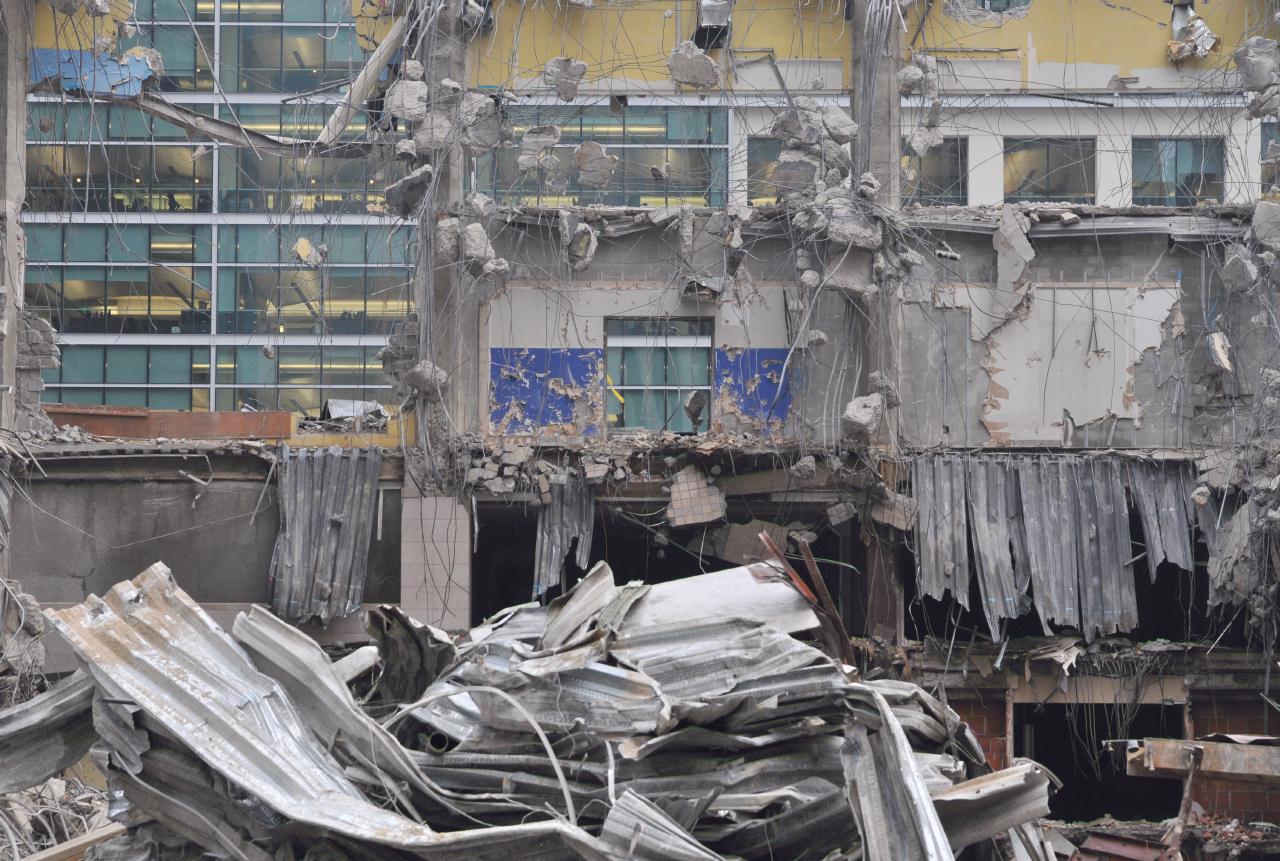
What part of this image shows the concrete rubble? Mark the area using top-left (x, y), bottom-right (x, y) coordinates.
top-left (668, 40), bottom-right (719, 89)
top-left (543, 56), bottom-right (588, 101)
top-left (0, 558), bottom-right (1057, 861)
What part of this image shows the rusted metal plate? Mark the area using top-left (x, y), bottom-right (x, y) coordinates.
top-left (44, 405), bottom-right (293, 440)
top-left (1070, 832), bottom-right (1172, 861)
top-left (1127, 737), bottom-right (1280, 785)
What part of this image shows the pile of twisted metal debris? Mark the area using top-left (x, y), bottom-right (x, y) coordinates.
top-left (1, 552), bottom-right (1058, 860)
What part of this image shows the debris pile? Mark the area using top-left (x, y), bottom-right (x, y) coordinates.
top-left (7, 557), bottom-right (1057, 860)
top-left (0, 778), bottom-right (110, 861)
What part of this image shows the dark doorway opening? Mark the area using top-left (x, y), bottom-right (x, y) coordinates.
top-left (1014, 702), bottom-right (1184, 821)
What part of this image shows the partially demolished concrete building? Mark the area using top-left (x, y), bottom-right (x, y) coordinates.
top-left (6, 0), bottom-right (1280, 856)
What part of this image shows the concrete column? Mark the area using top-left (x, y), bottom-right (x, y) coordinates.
top-left (1096, 124), bottom-right (1130, 206)
top-left (850, 0), bottom-right (900, 203)
top-left (967, 131), bottom-right (1005, 206)
top-left (400, 491), bottom-right (472, 630)
top-left (0, 0), bottom-right (31, 431)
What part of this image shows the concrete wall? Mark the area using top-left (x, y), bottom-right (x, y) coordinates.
top-left (894, 229), bottom-right (1263, 449)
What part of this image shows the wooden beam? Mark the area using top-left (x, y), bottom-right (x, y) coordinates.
top-left (23, 823), bottom-right (126, 861)
top-left (1128, 738), bottom-right (1280, 785)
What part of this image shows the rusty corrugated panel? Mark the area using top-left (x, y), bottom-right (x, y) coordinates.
top-left (268, 445), bottom-right (382, 624)
top-left (44, 404), bottom-right (292, 440)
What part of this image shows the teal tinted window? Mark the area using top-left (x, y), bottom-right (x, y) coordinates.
top-left (105, 346), bottom-right (148, 384)
top-left (62, 345), bottom-right (105, 384)
top-left (26, 225), bottom-right (61, 262)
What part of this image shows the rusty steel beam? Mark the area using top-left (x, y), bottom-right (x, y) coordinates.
top-left (1127, 737), bottom-right (1280, 785)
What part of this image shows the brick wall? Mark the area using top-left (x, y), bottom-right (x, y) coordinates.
top-left (1191, 692), bottom-right (1280, 822)
top-left (951, 694), bottom-right (1008, 770)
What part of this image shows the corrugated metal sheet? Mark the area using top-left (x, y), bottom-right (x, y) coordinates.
top-left (533, 472), bottom-right (594, 597)
top-left (1127, 460), bottom-right (1196, 575)
top-left (268, 445), bottom-right (381, 624)
top-left (0, 671), bottom-right (94, 793)
top-left (913, 453), bottom-right (1157, 640)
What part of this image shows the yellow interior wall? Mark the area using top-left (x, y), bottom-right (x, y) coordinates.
top-left (470, 0), bottom-right (849, 91)
top-left (904, 0), bottom-right (1266, 88)
top-left (33, 1), bottom-right (135, 51)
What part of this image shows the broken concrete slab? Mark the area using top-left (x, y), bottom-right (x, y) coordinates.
top-left (1235, 37), bottom-right (1280, 91)
top-left (413, 111), bottom-right (455, 155)
top-left (458, 93), bottom-right (507, 150)
top-left (1222, 245), bottom-right (1258, 292)
top-left (666, 465), bottom-right (726, 527)
top-left (971, 204), bottom-right (1036, 341)
top-left (543, 56), bottom-right (588, 101)
top-left (435, 216), bottom-right (461, 262)
top-left (574, 141), bottom-right (619, 188)
top-left (404, 360), bottom-right (448, 400)
top-left (667, 40), bottom-right (719, 89)
top-left (290, 237), bottom-right (327, 267)
top-left (462, 222), bottom-right (496, 272)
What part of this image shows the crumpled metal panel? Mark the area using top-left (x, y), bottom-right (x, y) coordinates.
top-left (966, 458), bottom-right (1031, 638)
top-left (534, 472), bottom-right (595, 597)
top-left (0, 670), bottom-right (94, 793)
top-left (268, 445), bottom-right (381, 624)
top-left (46, 563), bottom-right (607, 860)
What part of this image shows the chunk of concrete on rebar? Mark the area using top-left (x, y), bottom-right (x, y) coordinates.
top-left (414, 112), bottom-right (455, 154)
top-left (668, 40), bottom-right (719, 89)
top-left (898, 64), bottom-right (925, 94)
top-left (1254, 200), bottom-right (1280, 251)
top-left (405, 360), bottom-right (448, 400)
top-left (574, 141), bottom-right (619, 188)
top-left (819, 188), bottom-right (881, 251)
top-left (544, 56), bottom-right (588, 101)
top-left (385, 163), bottom-right (434, 217)
top-left (462, 223), bottom-right (495, 266)
top-left (829, 258), bottom-right (878, 303)
top-left (459, 94), bottom-right (507, 150)
top-left (385, 78), bottom-right (431, 123)
top-left (518, 125), bottom-right (562, 172)
top-left (856, 172), bottom-right (881, 199)
top-left (772, 105), bottom-right (824, 146)
top-left (868, 370), bottom-right (900, 409)
top-left (1222, 245), bottom-right (1258, 291)
top-left (908, 123), bottom-right (944, 156)
top-left (1236, 37), bottom-right (1280, 90)
top-left (770, 149), bottom-right (820, 198)
top-left (799, 270), bottom-right (821, 289)
top-left (820, 105), bottom-right (858, 144)
top-left (565, 223), bottom-right (599, 272)
top-left (436, 216), bottom-right (461, 262)
top-left (467, 192), bottom-right (496, 218)
top-left (841, 393), bottom-right (884, 443)
top-left (401, 59), bottom-right (424, 80)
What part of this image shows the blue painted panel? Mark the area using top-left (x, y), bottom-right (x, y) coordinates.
top-left (715, 348), bottom-right (792, 424)
top-left (30, 49), bottom-right (157, 97)
top-left (490, 347), bottom-right (603, 433)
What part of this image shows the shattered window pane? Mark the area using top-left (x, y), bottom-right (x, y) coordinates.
top-left (901, 137), bottom-right (968, 206)
top-left (1003, 137), bottom-right (1096, 203)
top-left (1132, 137), bottom-right (1224, 205)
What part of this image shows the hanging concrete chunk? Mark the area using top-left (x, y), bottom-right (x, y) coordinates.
top-left (1235, 37), bottom-right (1280, 90)
top-left (435, 216), bottom-right (461, 262)
top-left (666, 465), bottom-right (726, 527)
top-left (458, 93), bottom-right (508, 150)
top-left (841, 393), bottom-right (885, 444)
top-left (574, 141), bottom-right (619, 187)
top-left (818, 104), bottom-right (858, 144)
top-left (821, 189), bottom-right (881, 250)
top-left (404, 359), bottom-right (448, 401)
top-left (543, 56), bottom-right (588, 101)
top-left (517, 124), bottom-right (562, 172)
top-left (1221, 245), bottom-right (1258, 292)
top-left (413, 112), bottom-right (455, 155)
top-left (1254, 200), bottom-right (1280, 250)
top-left (384, 60), bottom-right (431, 123)
top-left (564, 222), bottom-right (599, 272)
top-left (290, 237), bottom-right (327, 267)
top-left (384, 163), bottom-right (434, 217)
top-left (667, 40), bottom-right (719, 89)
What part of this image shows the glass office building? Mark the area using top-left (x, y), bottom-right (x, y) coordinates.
top-left (24, 0), bottom-right (414, 412)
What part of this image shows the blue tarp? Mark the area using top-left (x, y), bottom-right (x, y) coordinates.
top-left (30, 48), bottom-right (156, 97)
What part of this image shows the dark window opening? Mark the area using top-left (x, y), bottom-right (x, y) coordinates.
top-left (1132, 137), bottom-right (1225, 206)
top-left (1003, 137), bottom-right (1097, 203)
top-left (902, 137), bottom-right (968, 206)
top-left (1015, 702), bottom-right (1184, 821)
